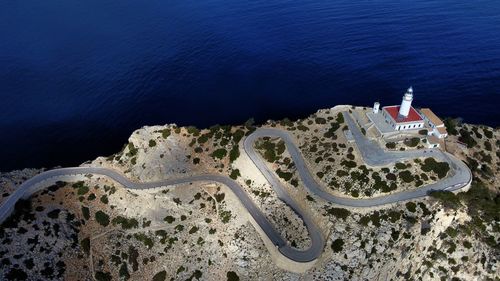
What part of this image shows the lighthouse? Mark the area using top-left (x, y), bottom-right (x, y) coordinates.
top-left (380, 86), bottom-right (424, 131)
top-left (398, 87), bottom-right (413, 119)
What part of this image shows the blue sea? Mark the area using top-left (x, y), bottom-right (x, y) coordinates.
top-left (1, 0), bottom-right (499, 171)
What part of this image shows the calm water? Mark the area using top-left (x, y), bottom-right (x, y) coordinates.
top-left (1, 0), bottom-right (499, 171)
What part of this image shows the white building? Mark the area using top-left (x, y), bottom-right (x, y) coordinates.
top-left (419, 108), bottom-right (448, 139)
top-left (381, 87), bottom-right (425, 131)
top-left (373, 102), bottom-right (380, 114)
top-left (425, 135), bottom-right (441, 148)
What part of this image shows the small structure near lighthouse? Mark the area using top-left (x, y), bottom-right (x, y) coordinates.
top-left (381, 87), bottom-right (424, 131)
top-left (373, 102), bottom-right (380, 114)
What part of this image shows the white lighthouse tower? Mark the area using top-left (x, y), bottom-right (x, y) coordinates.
top-left (398, 87), bottom-right (413, 118)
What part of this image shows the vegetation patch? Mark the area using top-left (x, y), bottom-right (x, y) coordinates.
top-left (405, 202), bottom-right (417, 213)
top-left (112, 216), bottom-right (139, 229)
top-left (81, 206), bottom-right (90, 220)
top-left (149, 139), bottom-right (157, 147)
top-left (73, 181), bottom-right (90, 195)
top-left (331, 238), bottom-right (344, 253)
top-left (420, 158), bottom-right (450, 179)
top-left (398, 170), bottom-right (414, 183)
top-left (95, 211), bottom-right (110, 226)
top-left (404, 137), bottom-right (420, 147)
top-left (229, 146), bottom-right (240, 163)
top-left (161, 129), bottom-right (171, 139)
top-left (326, 207), bottom-right (350, 220)
top-left (220, 210), bottom-right (232, 223)
top-left (126, 143), bottom-right (138, 157)
top-left (81, 237), bottom-right (90, 255)
top-left (212, 148), bottom-right (227, 160)
top-left (153, 270), bottom-right (167, 281)
top-left (164, 216), bottom-right (175, 223)
top-left (227, 271), bottom-right (239, 281)
top-left (229, 169), bottom-right (240, 180)
top-left (134, 233), bottom-right (154, 249)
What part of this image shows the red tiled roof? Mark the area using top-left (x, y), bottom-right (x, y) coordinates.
top-left (383, 105), bottom-right (423, 123)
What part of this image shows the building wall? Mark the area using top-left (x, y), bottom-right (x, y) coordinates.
top-left (395, 122), bottom-right (424, 131)
top-left (432, 128), bottom-right (448, 139)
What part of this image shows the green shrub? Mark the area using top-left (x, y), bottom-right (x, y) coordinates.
top-left (95, 271), bottom-right (112, 281)
top-left (119, 263), bottom-right (130, 280)
top-left (161, 129), bottom-right (171, 139)
top-left (134, 233), bottom-right (154, 248)
top-left (189, 226), bottom-right (199, 234)
top-left (395, 162), bottom-right (407, 170)
top-left (276, 168), bottom-right (293, 181)
top-left (326, 208), bottom-right (350, 220)
top-left (399, 170), bottom-right (414, 183)
top-left (459, 129), bottom-right (477, 148)
top-left (81, 206), bottom-right (90, 220)
top-left (197, 134), bottom-right (209, 144)
top-left (351, 190), bottom-right (359, 197)
top-left (483, 129), bottom-right (493, 139)
top-left (164, 216), bottom-right (175, 223)
top-left (95, 211), bottom-right (110, 226)
top-left (232, 129), bottom-right (245, 143)
top-left (315, 117), bottom-right (327, 124)
top-left (429, 191), bottom-right (461, 209)
top-left (404, 137), bottom-right (420, 147)
top-left (187, 126), bottom-right (200, 136)
top-left (484, 141), bottom-right (492, 151)
top-left (336, 113), bottom-right (344, 124)
top-left (112, 216), bottom-right (139, 229)
top-left (73, 181), bottom-right (89, 195)
top-left (227, 271), bottom-right (239, 281)
top-left (445, 227), bottom-right (458, 238)
top-left (214, 193), bottom-right (225, 202)
top-left (406, 202), bottom-right (417, 213)
top-left (81, 237), bottom-right (90, 255)
top-left (463, 241), bottom-right (472, 249)
top-left (152, 270), bottom-right (167, 281)
top-left (100, 195), bottom-right (108, 204)
top-left (336, 170), bottom-right (348, 177)
top-left (255, 139), bottom-right (280, 162)
top-left (386, 142), bottom-right (396, 149)
top-left (324, 122), bottom-right (340, 138)
top-left (341, 160), bottom-right (356, 169)
top-left (127, 143), bottom-right (138, 157)
top-left (149, 139), bottom-right (157, 147)
top-left (220, 210), bottom-right (232, 223)
top-left (229, 169), bottom-right (240, 180)
top-left (212, 148), bottom-right (227, 159)
top-left (229, 146), bottom-right (240, 163)
top-left (297, 124), bottom-right (309, 131)
top-left (331, 238), bottom-right (344, 253)
top-left (391, 228), bottom-right (400, 241)
top-left (444, 118), bottom-right (458, 135)
top-left (388, 211), bottom-right (401, 223)
top-left (421, 158), bottom-right (450, 179)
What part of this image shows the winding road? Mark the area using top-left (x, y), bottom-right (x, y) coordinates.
top-left (0, 111), bottom-right (471, 263)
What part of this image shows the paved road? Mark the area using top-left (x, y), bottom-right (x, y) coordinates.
top-left (0, 112), bottom-right (471, 263)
